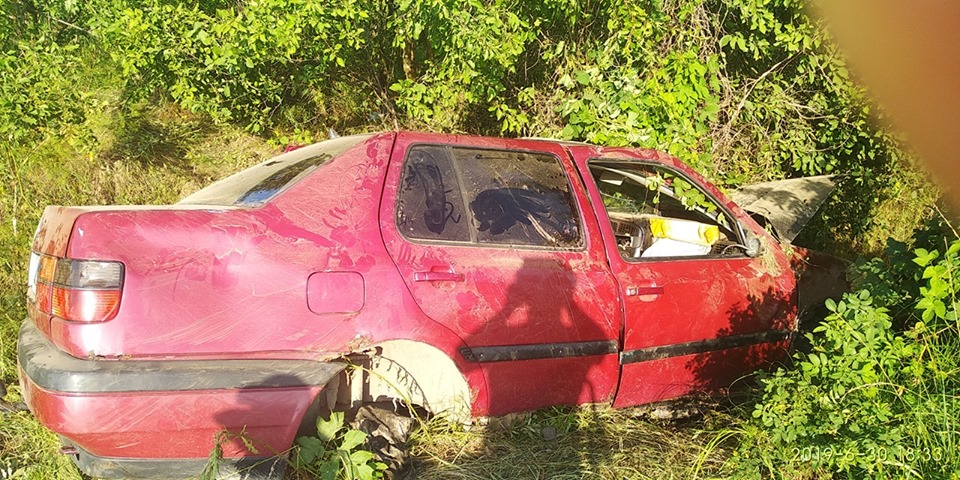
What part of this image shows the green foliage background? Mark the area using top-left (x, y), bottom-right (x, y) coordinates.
top-left (0, 0), bottom-right (948, 478)
top-left (2, 0), bottom-right (939, 251)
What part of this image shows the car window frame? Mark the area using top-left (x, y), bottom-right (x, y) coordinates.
top-left (586, 157), bottom-right (750, 262)
top-left (394, 143), bottom-right (588, 252)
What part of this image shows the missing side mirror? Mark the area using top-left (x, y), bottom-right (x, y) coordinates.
top-left (744, 234), bottom-right (762, 258)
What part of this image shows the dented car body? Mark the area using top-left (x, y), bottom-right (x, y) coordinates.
top-left (18, 132), bottom-right (844, 478)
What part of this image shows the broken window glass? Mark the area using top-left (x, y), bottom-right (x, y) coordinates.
top-left (589, 161), bottom-right (742, 260)
top-left (454, 149), bottom-right (581, 248)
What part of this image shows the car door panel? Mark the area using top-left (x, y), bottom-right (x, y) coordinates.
top-left (380, 133), bottom-right (622, 416)
top-left (566, 145), bottom-right (797, 408)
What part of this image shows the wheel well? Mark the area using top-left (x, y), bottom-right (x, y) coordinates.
top-left (319, 340), bottom-right (472, 423)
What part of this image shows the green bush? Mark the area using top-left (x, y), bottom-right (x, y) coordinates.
top-left (92, 0), bottom-right (370, 133)
top-left (15, 0), bottom-right (897, 175)
top-left (733, 238), bottom-right (960, 479)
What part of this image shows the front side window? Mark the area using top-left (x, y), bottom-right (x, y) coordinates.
top-left (589, 161), bottom-right (744, 260)
top-left (396, 145), bottom-right (582, 248)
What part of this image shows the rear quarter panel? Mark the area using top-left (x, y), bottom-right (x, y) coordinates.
top-left (51, 133), bottom-right (474, 370)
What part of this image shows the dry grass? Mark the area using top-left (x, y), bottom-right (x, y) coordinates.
top-left (406, 405), bottom-right (737, 480)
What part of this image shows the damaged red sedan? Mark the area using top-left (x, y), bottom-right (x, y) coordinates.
top-left (17, 132), bottom-right (844, 478)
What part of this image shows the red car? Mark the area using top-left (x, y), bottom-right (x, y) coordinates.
top-left (17, 132), bottom-right (843, 478)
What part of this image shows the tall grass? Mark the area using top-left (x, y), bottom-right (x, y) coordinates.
top-left (0, 410), bottom-right (81, 480)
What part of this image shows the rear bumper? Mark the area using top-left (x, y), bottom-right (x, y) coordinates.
top-left (17, 320), bottom-right (345, 478)
top-left (65, 441), bottom-right (285, 480)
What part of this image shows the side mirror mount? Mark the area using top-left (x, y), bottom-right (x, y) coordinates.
top-left (744, 233), bottom-right (763, 258)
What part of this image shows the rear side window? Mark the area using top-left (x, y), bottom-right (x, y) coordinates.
top-left (396, 146), bottom-right (471, 242)
top-left (396, 145), bottom-right (582, 249)
top-left (180, 135), bottom-right (371, 206)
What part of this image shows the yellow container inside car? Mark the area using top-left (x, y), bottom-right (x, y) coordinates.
top-left (646, 216), bottom-right (719, 246)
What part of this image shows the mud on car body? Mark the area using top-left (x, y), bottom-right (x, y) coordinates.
top-left (17, 132), bottom-right (845, 478)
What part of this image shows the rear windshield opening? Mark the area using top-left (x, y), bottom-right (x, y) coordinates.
top-left (179, 134), bottom-right (372, 207)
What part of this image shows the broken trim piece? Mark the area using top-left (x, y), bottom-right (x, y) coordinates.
top-left (459, 340), bottom-right (618, 363)
top-left (619, 330), bottom-right (792, 365)
top-left (65, 441), bottom-right (284, 480)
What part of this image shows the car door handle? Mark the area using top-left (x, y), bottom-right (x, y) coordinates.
top-left (413, 268), bottom-right (465, 282)
top-left (625, 286), bottom-right (663, 296)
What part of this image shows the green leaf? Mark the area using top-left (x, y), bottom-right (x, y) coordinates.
top-left (320, 458), bottom-right (340, 480)
top-left (296, 436), bottom-right (324, 464)
top-left (934, 300), bottom-right (947, 318)
top-left (340, 429), bottom-right (367, 451)
top-left (913, 248), bottom-right (938, 267)
top-left (948, 241), bottom-right (960, 255)
top-left (824, 298), bottom-right (837, 312)
top-left (350, 449), bottom-right (376, 464)
top-left (575, 71), bottom-right (590, 85)
top-left (316, 411), bottom-right (344, 443)
top-left (354, 462), bottom-right (376, 480)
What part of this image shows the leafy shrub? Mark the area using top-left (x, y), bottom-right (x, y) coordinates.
top-left (0, 6), bottom-right (86, 146)
top-left (388, 0), bottom-right (536, 130)
top-left (733, 238), bottom-right (960, 479)
top-left (15, 0), bottom-right (899, 178)
top-left (93, 0), bottom-right (370, 133)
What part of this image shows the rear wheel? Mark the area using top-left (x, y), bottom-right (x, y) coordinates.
top-left (296, 342), bottom-right (469, 477)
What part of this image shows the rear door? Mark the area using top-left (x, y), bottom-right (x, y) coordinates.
top-left (380, 133), bottom-right (621, 416)
top-left (566, 146), bottom-right (797, 407)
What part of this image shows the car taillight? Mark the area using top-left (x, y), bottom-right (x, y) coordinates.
top-left (28, 254), bottom-right (124, 322)
top-left (32, 254), bottom-right (57, 314)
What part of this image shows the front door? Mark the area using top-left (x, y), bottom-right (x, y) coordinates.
top-left (380, 133), bottom-right (622, 416)
top-left (567, 146), bottom-right (797, 407)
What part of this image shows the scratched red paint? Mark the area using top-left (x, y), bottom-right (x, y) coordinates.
top-left (18, 131), bottom-right (846, 476)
